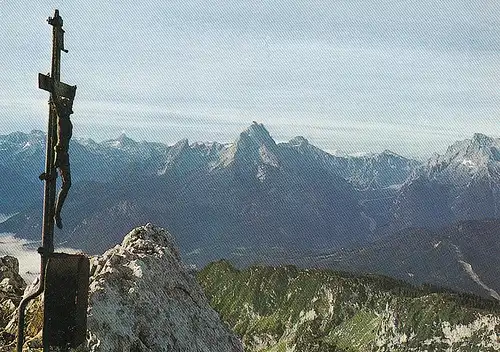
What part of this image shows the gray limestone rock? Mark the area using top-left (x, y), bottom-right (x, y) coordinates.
top-left (86, 223), bottom-right (243, 351)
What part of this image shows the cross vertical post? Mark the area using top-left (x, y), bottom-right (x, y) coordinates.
top-left (16, 9), bottom-right (77, 352)
top-left (43, 8), bottom-right (63, 260)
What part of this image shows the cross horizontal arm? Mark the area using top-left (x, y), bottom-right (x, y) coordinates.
top-left (38, 73), bottom-right (76, 99)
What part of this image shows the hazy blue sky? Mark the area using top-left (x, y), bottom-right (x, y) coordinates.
top-left (1, 0), bottom-right (499, 158)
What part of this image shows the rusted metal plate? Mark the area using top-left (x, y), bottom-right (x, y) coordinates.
top-left (38, 73), bottom-right (76, 99)
top-left (43, 253), bottom-right (89, 348)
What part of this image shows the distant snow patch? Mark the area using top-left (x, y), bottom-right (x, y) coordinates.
top-left (324, 149), bottom-right (346, 157)
top-left (258, 145), bottom-right (279, 167)
top-left (349, 152), bottom-right (373, 158)
top-left (461, 159), bottom-right (476, 168)
top-left (382, 183), bottom-right (403, 190)
top-left (360, 211), bottom-right (377, 232)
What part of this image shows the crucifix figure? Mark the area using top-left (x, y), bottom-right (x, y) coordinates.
top-left (53, 94), bottom-right (74, 229)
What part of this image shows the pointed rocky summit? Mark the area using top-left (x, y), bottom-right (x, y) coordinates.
top-left (215, 122), bottom-right (280, 170)
top-left (238, 121), bottom-right (276, 148)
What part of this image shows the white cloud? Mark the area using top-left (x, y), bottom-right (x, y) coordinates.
top-left (0, 234), bottom-right (81, 284)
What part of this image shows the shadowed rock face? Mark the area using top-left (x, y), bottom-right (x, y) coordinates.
top-left (1, 225), bottom-right (244, 352)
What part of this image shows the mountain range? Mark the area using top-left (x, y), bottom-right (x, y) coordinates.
top-left (391, 133), bottom-right (500, 231)
top-left (0, 123), bottom-right (499, 298)
top-left (0, 123), bottom-right (418, 255)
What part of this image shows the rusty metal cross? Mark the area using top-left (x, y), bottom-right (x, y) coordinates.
top-left (16, 10), bottom-right (88, 352)
top-left (38, 9), bottom-right (76, 253)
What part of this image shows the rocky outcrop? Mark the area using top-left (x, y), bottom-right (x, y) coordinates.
top-left (0, 256), bottom-right (27, 349)
top-left (1, 224), bottom-right (243, 351)
top-left (85, 224), bottom-right (243, 351)
top-left (0, 256), bottom-right (26, 297)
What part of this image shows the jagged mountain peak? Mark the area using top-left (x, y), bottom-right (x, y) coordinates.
top-left (427, 133), bottom-right (500, 177)
top-left (2, 130), bottom-right (27, 141)
top-left (165, 138), bottom-right (190, 162)
top-left (116, 132), bottom-right (136, 144)
top-left (172, 138), bottom-right (189, 150)
top-left (392, 134), bottom-right (500, 231)
top-left (289, 136), bottom-right (309, 147)
top-left (103, 133), bottom-right (138, 148)
top-left (158, 138), bottom-right (193, 175)
top-left (29, 130), bottom-right (45, 138)
top-left (237, 122), bottom-right (276, 148)
top-left (281, 136), bottom-right (418, 189)
top-left (380, 149), bottom-right (403, 158)
top-left (215, 122), bottom-right (280, 170)
top-left (2, 225), bottom-right (244, 351)
top-left (166, 138), bottom-right (191, 160)
top-left (460, 133), bottom-right (498, 153)
top-left (0, 131), bottom-right (45, 156)
top-left (472, 133), bottom-right (495, 146)
top-left (1, 130), bottom-right (44, 145)
top-left (75, 136), bottom-right (98, 147)
top-left (464, 134), bottom-right (500, 160)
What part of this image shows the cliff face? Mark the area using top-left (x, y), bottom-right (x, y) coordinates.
top-left (0, 224), bottom-right (243, 352)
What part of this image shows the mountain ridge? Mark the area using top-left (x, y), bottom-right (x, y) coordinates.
top-left (198, 260), bottom-right (500, 352)
top-left (1, 125), bottom-right (499, 301)
top-left (0, 124), bottom-right (420, 255)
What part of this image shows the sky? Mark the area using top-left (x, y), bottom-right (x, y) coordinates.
top-left (0, 0), bottom-right (499, 158)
